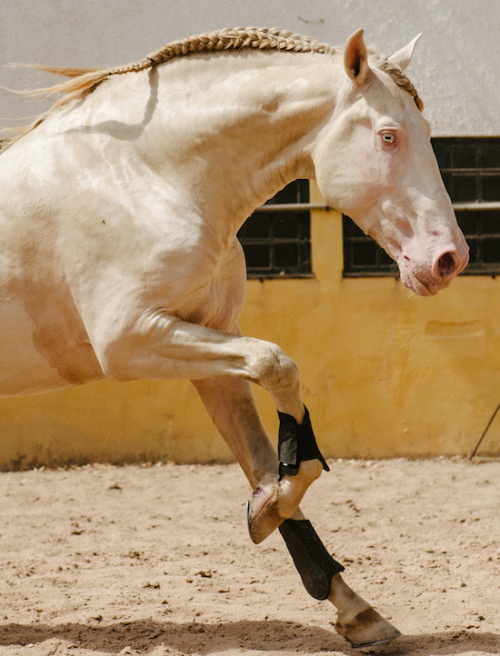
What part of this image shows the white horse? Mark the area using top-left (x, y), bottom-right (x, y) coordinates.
top-left (0, 27), bottom-right (468, 648)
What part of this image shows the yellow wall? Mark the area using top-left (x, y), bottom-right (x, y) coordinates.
top-left (1, 185), bottom-right (499, 468)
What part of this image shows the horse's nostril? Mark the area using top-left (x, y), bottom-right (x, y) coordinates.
top-left (437, 252), bottom-right (458, 279)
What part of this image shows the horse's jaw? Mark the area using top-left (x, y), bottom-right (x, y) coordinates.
top-left (360, 200), bottom-right (470, 296)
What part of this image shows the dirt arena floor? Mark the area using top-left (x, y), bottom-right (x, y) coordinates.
top-left (0, 457), bottom-right (498, 656)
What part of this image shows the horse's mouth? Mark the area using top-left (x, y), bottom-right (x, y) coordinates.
top-left (401, 270), bottom-right (439, 297)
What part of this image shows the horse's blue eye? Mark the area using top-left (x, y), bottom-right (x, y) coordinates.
top-left (382, 132), bottom-right (395, 144)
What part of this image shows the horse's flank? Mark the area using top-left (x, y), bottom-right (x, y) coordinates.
top-left (1, 26), bottom-right (422, 151)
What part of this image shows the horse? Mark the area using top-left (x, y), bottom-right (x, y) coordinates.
top-left (0, 27), bottom-right (469, 648)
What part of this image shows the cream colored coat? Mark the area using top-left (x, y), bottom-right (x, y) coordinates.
top-left (0, 28), bottom-right (468, 647)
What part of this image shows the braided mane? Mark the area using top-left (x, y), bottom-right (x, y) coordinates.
top-left (1, 27), bottom-right (422, 151)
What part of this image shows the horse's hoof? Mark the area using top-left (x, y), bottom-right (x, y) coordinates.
top-left (247, 460), bottom-right (324, 544)
top-left (335, 607), bottom-right (401, 649)
top-left (247, 481), bottom-right (283, 544)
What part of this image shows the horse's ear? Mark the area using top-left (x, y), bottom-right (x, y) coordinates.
top-left (344, 29), bottom-right (371, 86)
top-left (389, 34), bottom-right (422, 71)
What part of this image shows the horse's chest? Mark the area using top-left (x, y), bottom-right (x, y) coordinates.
top-left (177, 239), bottom-right (247, 331)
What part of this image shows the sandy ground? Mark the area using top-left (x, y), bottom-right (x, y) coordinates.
top-left (0, 457), bottom-right (498, 656)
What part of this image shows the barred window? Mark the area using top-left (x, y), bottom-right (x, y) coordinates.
top-left (343, 137), bottom-right (500, 277)
top-left (435, 138), bottom-right (500, 274)
top-left (343, 216), bottom-right (398, 277)
top-left (238, 180), bottom-right (313, 278)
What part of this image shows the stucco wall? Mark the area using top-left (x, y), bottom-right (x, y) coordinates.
top-left (1, 188), bottom-right (499, 468)
top-left (1, 0), bottom-right (499, 135)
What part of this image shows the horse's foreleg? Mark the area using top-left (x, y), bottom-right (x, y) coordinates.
top-left (98, 310), bottom-right (327, 541)
top-left (192, 376), bottom-right (325, 542)
top-left (279, 517), bottom-right (401, 648)
top-left (329, 574), bottom-right (401, 648)
top-left (193, 377), bottom-right (399, 648)
top-left (248, 405), bottom-right (328, 543)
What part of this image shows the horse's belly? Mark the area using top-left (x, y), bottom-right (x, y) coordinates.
top-left (0, 298), bottom-right (83, 396)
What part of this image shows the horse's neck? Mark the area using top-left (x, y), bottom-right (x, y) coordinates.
top-left (137, 51), bottom-right (338, 227)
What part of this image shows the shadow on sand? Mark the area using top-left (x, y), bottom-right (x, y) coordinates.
top-left (0, 619), bottom-right (498, 655)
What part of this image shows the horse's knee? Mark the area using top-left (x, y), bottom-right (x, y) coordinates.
top-left (246, 338), bottom-right (300, 394)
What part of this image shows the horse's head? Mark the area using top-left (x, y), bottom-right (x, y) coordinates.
top-left (313, 30), bottom-right (469, 296)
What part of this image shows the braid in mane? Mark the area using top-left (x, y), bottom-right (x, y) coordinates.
top-left (0, 27), bottom-right (336, 149)
top-left (369, 53), bottom-right (424, 111)
top-left (1, 27), bottom-right (422, 150)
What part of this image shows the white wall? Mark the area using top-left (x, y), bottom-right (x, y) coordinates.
top-left (1, 0), bottom-right (499, 136)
